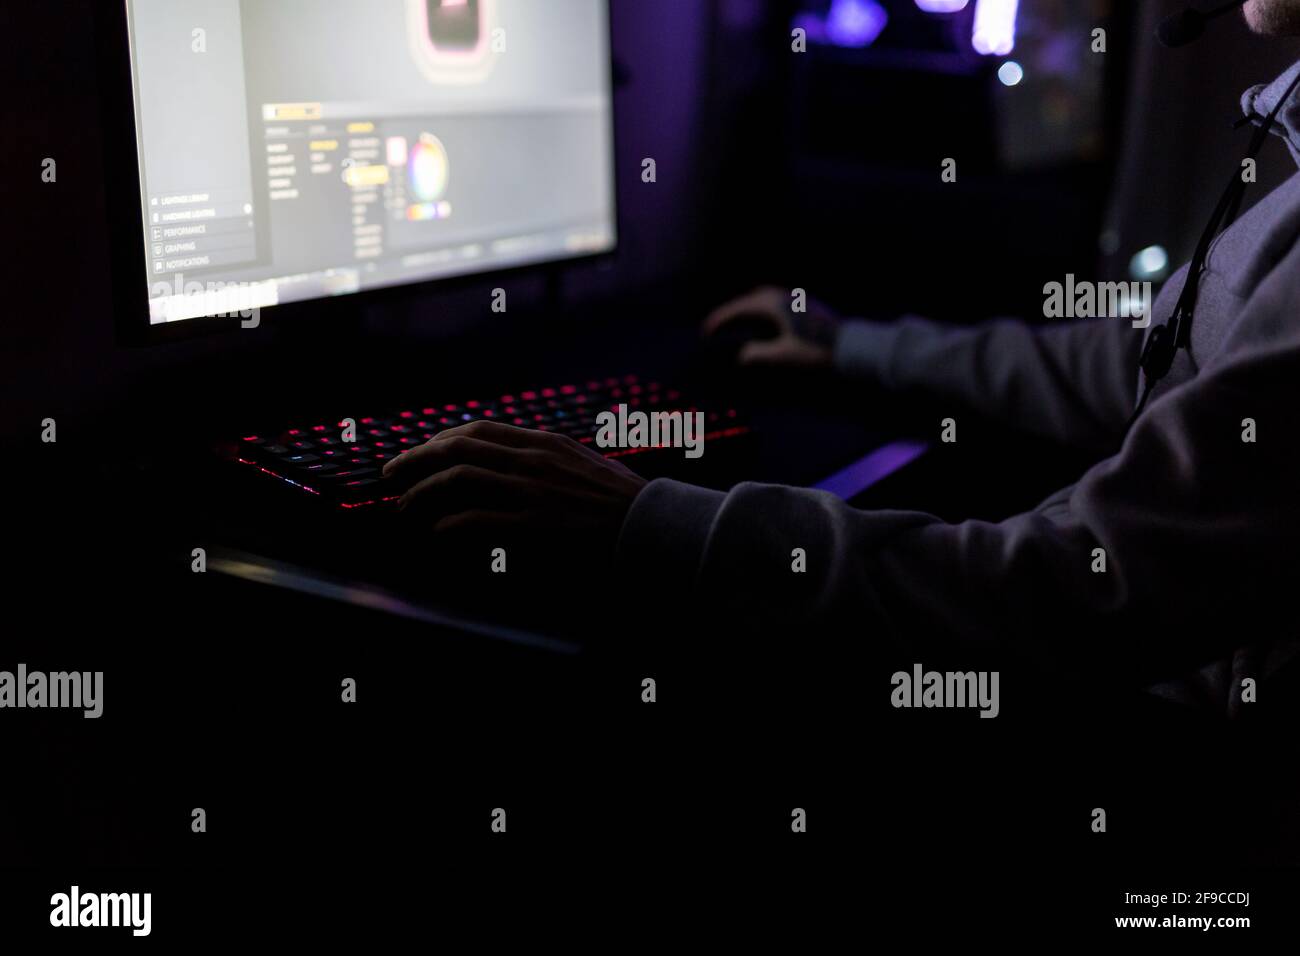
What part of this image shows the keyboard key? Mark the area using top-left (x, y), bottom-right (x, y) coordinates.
top-left (324, 468), bottom-right (379, 481)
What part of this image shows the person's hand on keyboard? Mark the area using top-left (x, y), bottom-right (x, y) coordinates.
top-left (702, 285), bottom-right (839, 369)
top-left (382, 420), bottom-right (648, 559)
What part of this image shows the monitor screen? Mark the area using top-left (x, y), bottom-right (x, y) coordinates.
top-left (124, 0), bottom-right (617, 325)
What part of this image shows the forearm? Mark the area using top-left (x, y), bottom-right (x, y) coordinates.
top-left (834, 316), bottom-right (1143, 452)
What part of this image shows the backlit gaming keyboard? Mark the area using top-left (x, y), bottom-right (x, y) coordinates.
top-left (225, 376), bottom-right (749, 509)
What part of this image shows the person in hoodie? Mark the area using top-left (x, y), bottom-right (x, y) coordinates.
top-left (384, 2), bottom-right (1300, 715)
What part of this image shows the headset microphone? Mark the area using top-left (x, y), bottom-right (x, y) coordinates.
top-left (1157, 0), bottom-right (1250, 48)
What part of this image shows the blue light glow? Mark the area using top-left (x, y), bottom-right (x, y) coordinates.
top-left (1131, 245), bottom-right (1170, 280)
top-left (825, 0), bottom-right (889, 48)
top-left (997, 60), bottom-right (1024, 86)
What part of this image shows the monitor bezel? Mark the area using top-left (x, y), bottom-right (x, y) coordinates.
top-left (96, 0), bottom-right (621, 346)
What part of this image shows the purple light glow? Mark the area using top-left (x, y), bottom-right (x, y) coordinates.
top-left (814, 440), bottom-right (931, 500)
top-left (972, 0), bottom-right (1019, 55)
top-left (914, 0), bottom-right (970, 12)
top-left (825, 0), bottom-right (890, 48)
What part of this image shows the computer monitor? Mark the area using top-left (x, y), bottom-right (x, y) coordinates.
top-left (100, 0), bottom-right (617, 339)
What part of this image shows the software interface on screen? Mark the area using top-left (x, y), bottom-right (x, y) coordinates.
top-left (125, 0), bottom-right (617, 324)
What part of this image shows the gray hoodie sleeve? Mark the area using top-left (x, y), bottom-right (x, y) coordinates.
top-left (835, 315), bottom-right (1144, 452)
top-left (616, 246), bottom-right (1300, 679)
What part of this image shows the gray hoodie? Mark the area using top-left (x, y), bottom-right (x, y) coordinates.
top-left (616, 63), bottom-right (1300, 716)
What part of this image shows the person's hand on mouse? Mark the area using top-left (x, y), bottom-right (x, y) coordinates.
top-left (382, 420), bottom-right (647, 561)
top-left (702, 286), bottom-right (839, 369)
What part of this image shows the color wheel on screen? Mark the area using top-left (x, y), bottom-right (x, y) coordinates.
top-left (408, 133), bottom-right (450, 202)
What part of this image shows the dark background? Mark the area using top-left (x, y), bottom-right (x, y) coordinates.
top-left (2, 0), bottom-right (1298, 941)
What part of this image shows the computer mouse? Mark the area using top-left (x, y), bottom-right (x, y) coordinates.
top-left (703, 314), bottom-right (782, 367)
